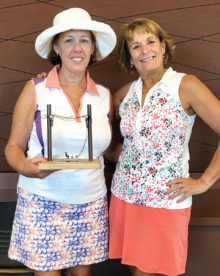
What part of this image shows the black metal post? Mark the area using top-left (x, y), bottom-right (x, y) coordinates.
top-left (87, 104), bottom-right (93, 161)
top-left (47, 104), bottom-right (52, 161)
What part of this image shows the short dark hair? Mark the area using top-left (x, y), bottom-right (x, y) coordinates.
top-left (118, 18), bottom-right (175, 72)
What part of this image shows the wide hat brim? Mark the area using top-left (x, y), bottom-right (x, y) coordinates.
top-left (35, 20), bottom-right (117, 61)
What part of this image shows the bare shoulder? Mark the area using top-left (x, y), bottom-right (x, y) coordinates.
top-left (7, 81), bottom-right (36, 150)
top-left (13, 80), bottom-right (36, 118)
top-left (180, 74), bottom-right (220, 134)
top-left (180, 74), bottom-right (220, 104)
top-left (181, 74), bottom-right (198, 85)
top-left (19, 80), bottom-right (35, 98)
top-left (180, 74), bottom-right (213, 97)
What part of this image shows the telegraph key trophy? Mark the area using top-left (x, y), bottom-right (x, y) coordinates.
top-left (38, 104), bottom-right (101, 170)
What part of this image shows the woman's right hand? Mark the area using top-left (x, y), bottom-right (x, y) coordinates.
top-left (20, 156), bottom-right (55, 179)
top-left (37, 72), bottom-right (47, 78)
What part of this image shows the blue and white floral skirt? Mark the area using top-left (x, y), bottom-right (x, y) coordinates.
top-left (8, 188), bottom-right (108, 271)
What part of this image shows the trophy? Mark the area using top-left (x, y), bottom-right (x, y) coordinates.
top-left (38, 104), bottom-right (101, 170)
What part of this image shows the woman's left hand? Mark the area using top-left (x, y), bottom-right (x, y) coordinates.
top-left (166, 177), bottom-right (210, 203)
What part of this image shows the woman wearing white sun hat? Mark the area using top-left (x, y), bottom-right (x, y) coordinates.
top-left (5, 7), bottom-right (116, 276)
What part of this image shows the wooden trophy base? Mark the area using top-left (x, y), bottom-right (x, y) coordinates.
top-left (38, 158), bottom-right (101, 170)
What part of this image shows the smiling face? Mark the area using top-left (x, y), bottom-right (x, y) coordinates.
top-left (128, 30), bottom-right (165, 77)
top-left (53, 30), bottom-right (95, 74)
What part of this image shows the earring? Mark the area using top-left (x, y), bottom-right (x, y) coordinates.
top-left (130, 63), bottom-right (134, 69)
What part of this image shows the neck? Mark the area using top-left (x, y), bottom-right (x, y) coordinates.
top-left (141, 67), bottom-right (165, 90)
top-left (58, 67), bottom-right (87, 89)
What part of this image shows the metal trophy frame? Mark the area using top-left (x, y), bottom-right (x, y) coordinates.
top-left (38, 104), bottom-right (101, 170)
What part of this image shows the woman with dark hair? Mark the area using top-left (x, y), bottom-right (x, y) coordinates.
top-left (108, 18), bottom-right (220, 276)
top-left (5, 7), bottom-right (116, 276)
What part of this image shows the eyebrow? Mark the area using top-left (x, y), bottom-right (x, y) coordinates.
top-left (129, 36), bottom-right (156, 45)
top-left (64, 34), bottom-right (90, 38)
top-left (129, 42), bottom-right (139, 47)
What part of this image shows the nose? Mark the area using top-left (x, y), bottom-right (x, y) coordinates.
top-left (73, 41), bottom-right (82, 52)
top-left (141, 43), bottom-right (149, 53)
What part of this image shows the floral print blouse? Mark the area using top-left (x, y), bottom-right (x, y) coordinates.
top-left (111, 68), bottom-right (196, 209)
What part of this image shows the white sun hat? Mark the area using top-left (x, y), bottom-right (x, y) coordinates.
top-left (35, 8), bottom-right (117, 61)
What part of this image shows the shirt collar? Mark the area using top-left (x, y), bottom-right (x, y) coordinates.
top-left (159, 67), bottom-right (176, 87)
top-left (135, 67), bottom-right (174, 89)
top-left (46, 65), bottom-right (100, 96)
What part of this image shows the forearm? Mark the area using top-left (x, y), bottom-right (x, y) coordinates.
top-left (104, 114), bottom-right (123, 163)
top-left (5, 144), bottom-right (27, 174)
top-left (5, 144), bottom-right (51, 179)
top-left (200, 141), bottom-right (220, 188)
top-left (104, 140), bottom-right (122, 163)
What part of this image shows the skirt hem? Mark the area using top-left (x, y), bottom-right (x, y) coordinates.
top-left (8, 255), bottom-right (109, 272)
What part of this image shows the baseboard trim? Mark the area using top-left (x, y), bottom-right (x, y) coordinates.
top-left (0, 267), bottom-right (33, 274)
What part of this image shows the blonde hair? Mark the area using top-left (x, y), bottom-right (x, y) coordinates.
top-left (118, 18), bottom-right (175, 72)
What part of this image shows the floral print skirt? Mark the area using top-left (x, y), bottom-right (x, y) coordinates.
top-left (8, 188), bottom-right (108, 271)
